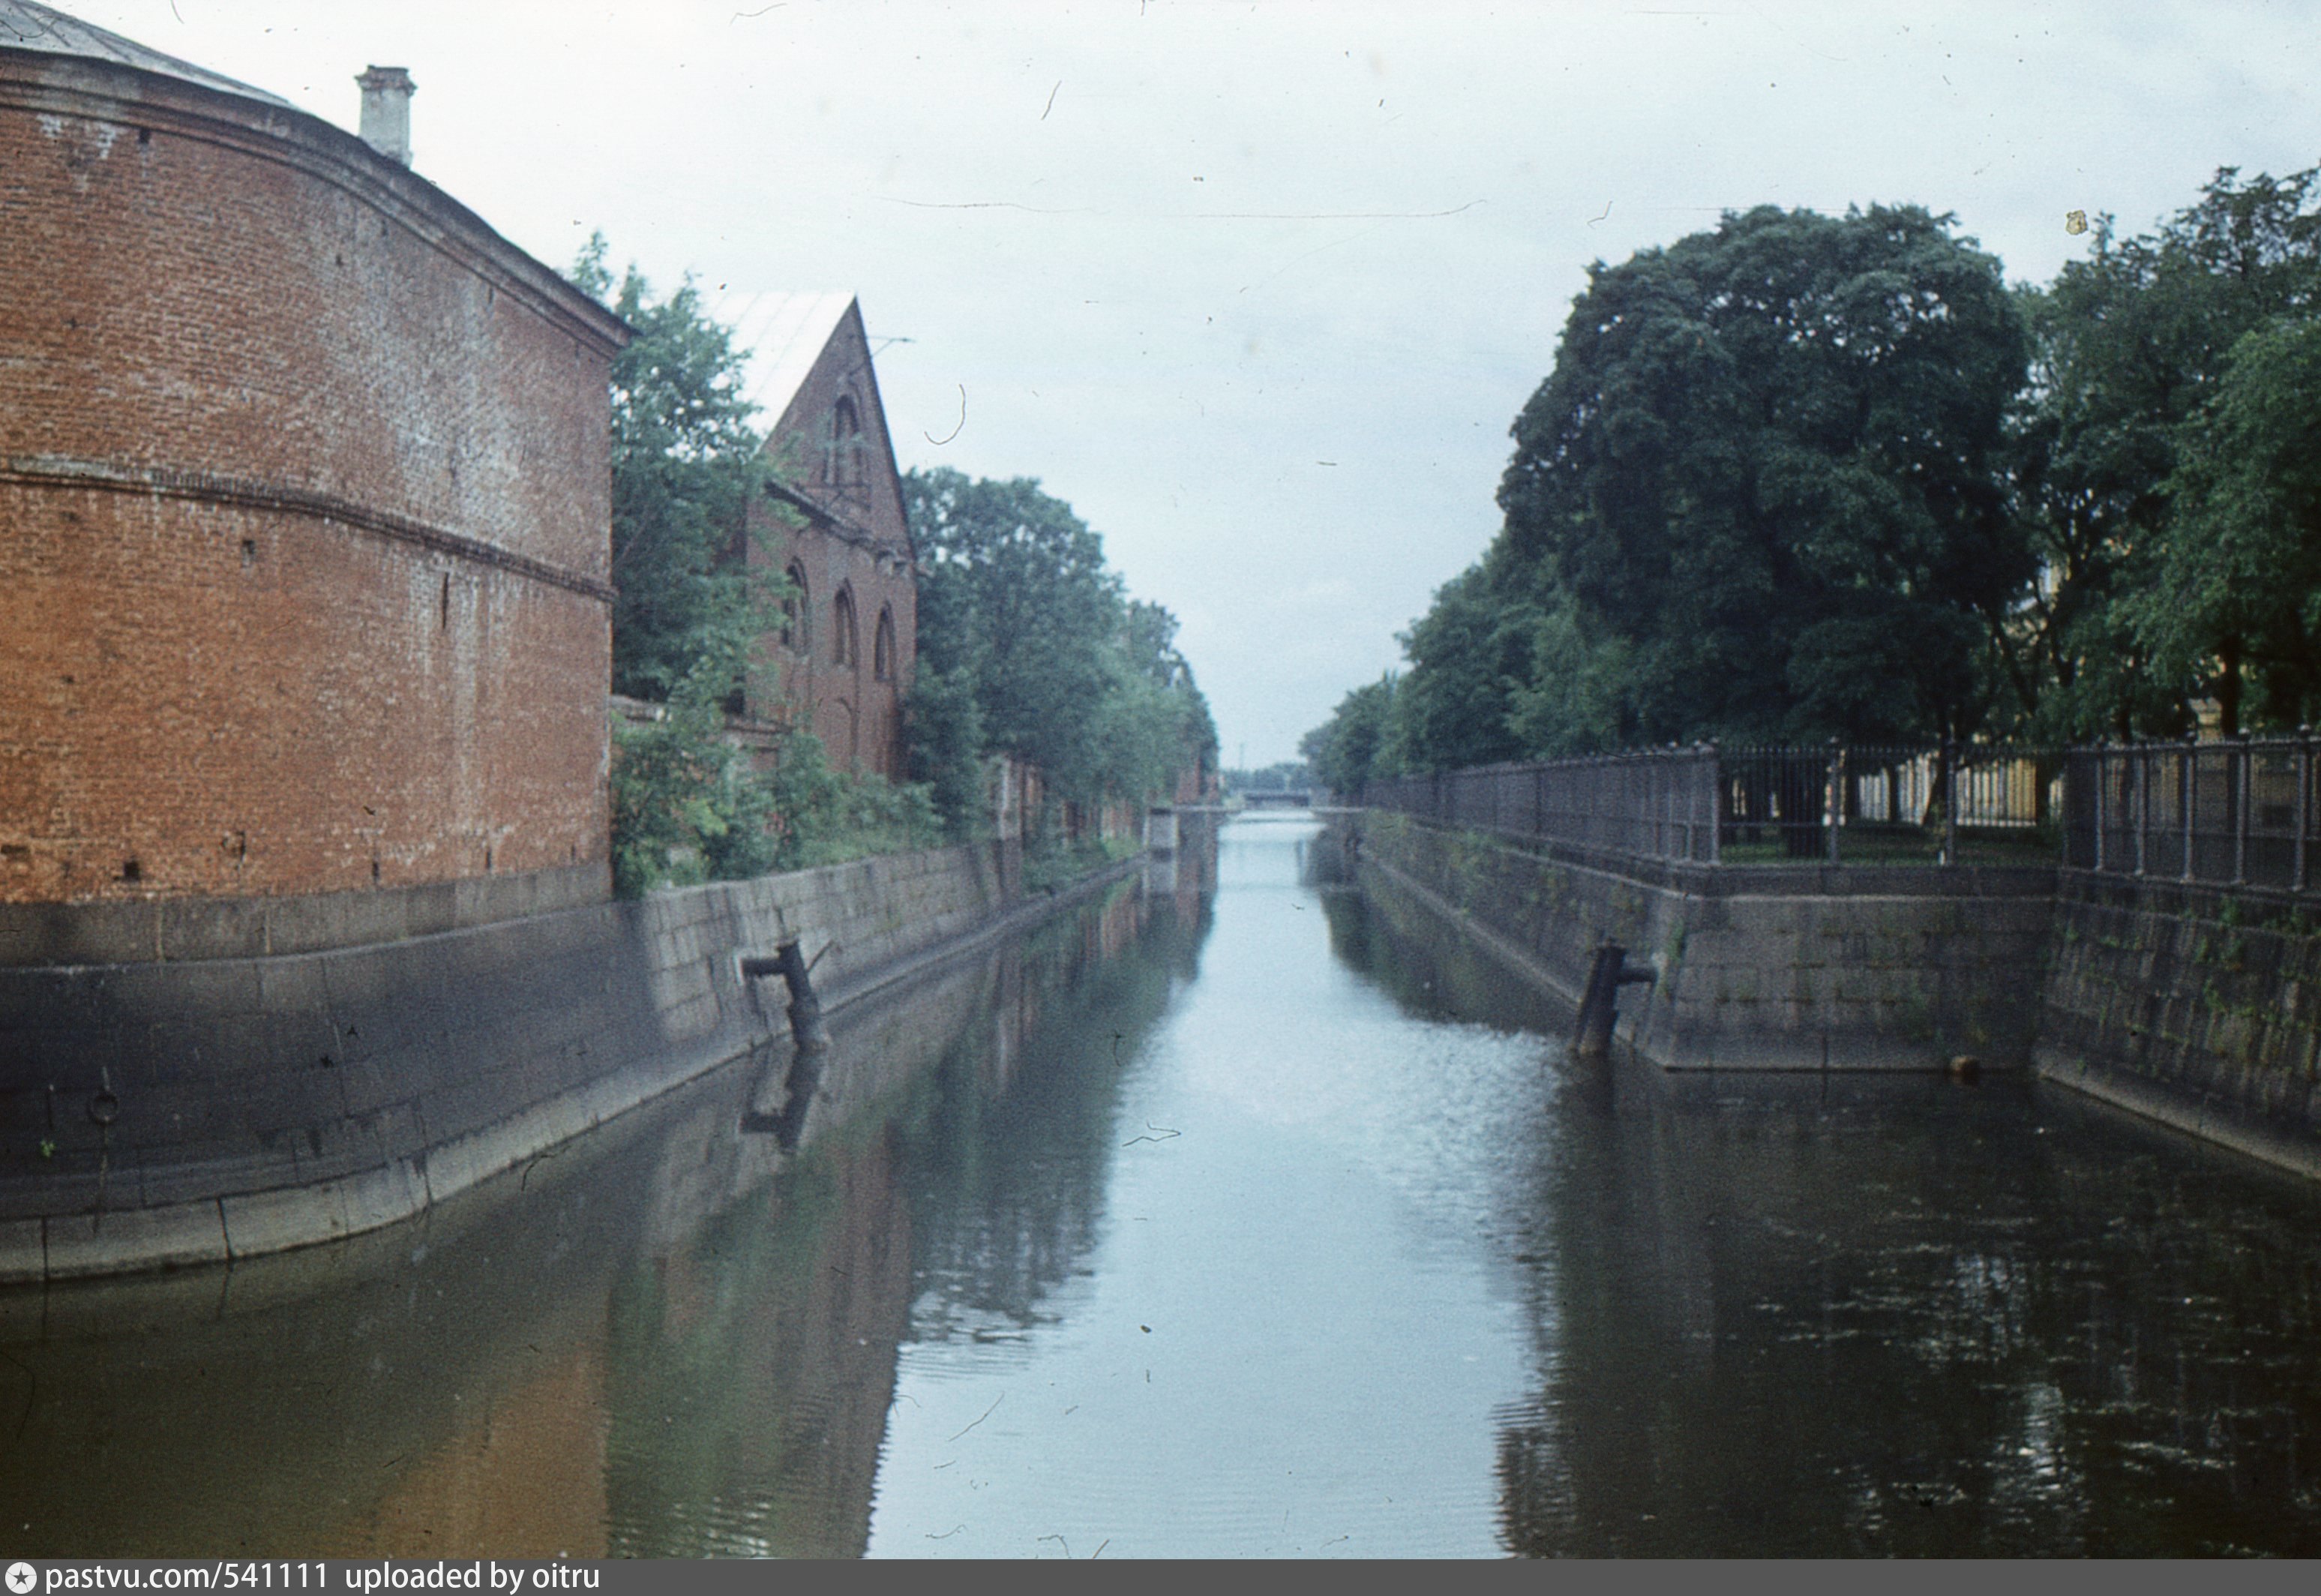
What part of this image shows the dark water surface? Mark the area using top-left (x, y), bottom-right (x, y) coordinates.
top-left (7, 814), bottom-right (2321, 1556)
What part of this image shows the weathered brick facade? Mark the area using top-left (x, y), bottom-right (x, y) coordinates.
top-left (733, 296), bottom-right (916, 780)
top-left (0, 24), bottom-right (628, 927)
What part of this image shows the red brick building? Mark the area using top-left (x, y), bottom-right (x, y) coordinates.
top-left (0, 4), bottom-right (628, 946)
top-left (719, 293), bottom-right (916, 780)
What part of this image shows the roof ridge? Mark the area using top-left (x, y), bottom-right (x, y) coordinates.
top-left (708, 288), bottom-right (861, 424)
top-left (0, 0), bottom-right (292, 107)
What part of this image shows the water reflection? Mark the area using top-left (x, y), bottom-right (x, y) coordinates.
top-left (865, 816), bottom-right (1539, 1556)
top-left (0, 844), bottom-right (1213, 1559)
top-left (10, 812), bottom-right (2321, 1556)
top-left (1324, 826), bottom-right (2321, 1557)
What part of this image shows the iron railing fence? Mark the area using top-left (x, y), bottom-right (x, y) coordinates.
top-left (1360, 741), bottom-right (2061, 868)
top-left (1361, 750), bottom-right (1723, 864)
top-left (1717, 742), bottom-right (2056, 865)
top-left (2063, 735), bottom-right (2321, 892)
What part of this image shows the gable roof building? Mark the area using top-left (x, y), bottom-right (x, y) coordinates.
top-left (719, 292), bottom-right (917, 781)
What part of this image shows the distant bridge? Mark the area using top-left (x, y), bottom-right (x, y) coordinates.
top-left (1239, 789), bottom-right (1314, 809)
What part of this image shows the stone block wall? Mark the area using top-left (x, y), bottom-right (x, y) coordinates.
top-left (1345, 812), bottom-right (2056, 1072)
top-left (0, 839), bottom-right (1127, 1283)
top-left (2036, 873), bottom-right (2321, 1176)
top-left (1347, 808), bottom-right (2321, 1178)
top-left (1660, 872), bottom-right (2056, 1070)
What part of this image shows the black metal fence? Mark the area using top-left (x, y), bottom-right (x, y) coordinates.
top-left (1360, 741), bottom-right (2057, 868)
top-left (1361, 750), bottom-right (1723, 863)
top-left (2062, 735), bottom-right (2321, 891)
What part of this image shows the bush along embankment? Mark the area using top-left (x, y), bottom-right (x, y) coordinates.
top-left (577, 240), bottom-right (1215, 897)
top-left (901, 466), bottom-right (1218, 860)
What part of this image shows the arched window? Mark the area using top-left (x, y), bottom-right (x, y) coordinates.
top-left (874, 606), bottom-right (897, 682)
top-left (824, 396), bottom-right (862, 488)
top-left (833, 587), bottom-right (857, 668)
top-left (781, 562), bottom-right (808, 652)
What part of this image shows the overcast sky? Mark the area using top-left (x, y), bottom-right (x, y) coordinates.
top-left (64, 0), bottom-right (2321, 764)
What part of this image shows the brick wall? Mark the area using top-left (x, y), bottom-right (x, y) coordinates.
top-left (0, 51), bottom-right (625, 916)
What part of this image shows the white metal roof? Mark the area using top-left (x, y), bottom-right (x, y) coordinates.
top-left (708, 290), bottom-right (859, 432)
top-left (0, 1), bottom-right (292, 106)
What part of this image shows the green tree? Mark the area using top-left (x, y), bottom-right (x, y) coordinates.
top-left (902, 467), bottom-right (1216, 818)
top-left (1224, 761), bottom-right (1313, 794)
top-left (2135, 316), bottom-right (2321, 729)
top-left (574, 233), bottom-right (778, 702)
top-left (1491, 202), bottom-right (2030, 753)
top-left (902, 663), bottom-right (988, 832)
top-left (2006, 166), bottom-right (2321, 736)
top-left (1110, 598), bottom-right (1219, 800)
top-left (1388, 555), bottom-right (1540, 770)
top-left (1300, 674), bottom-right (1399, 795)
top-left (1504, 586), bottom-right (1636, 758)
top-left (905, 469), bottom-right (1122, 793)
top-left (607, 643), bottom-right (779, 897)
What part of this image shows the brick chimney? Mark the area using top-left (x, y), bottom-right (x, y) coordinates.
top-left (355, 66), bottom-right (415, 165)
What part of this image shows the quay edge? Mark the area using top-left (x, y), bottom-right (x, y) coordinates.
top-left (0, 843), bottom-right (1143, 1285)
top-left (1333, 808), bottom-right (2321, 1181)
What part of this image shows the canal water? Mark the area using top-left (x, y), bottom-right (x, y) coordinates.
top-left (7, 814), bottom-right (2321, 1557)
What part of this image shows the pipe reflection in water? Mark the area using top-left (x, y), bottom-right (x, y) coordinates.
top-left (11, 808), bottom-right (2321, 1556)
top-left (0, 850), bottom-right (1212, 1560)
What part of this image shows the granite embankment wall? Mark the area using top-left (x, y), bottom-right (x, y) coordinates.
top-left (2038, 873), bottom-right (2321, 1179)
top-left (1346, 808), bottom-right (2321, 1178)
top-left (0, 840), bottom-right (1123, 1283)
top-left (1342, 811), bottom-right (2056, 1072)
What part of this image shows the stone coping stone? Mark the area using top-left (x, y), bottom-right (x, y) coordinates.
top-left (2056, 866), bottom-right (2321, 923)
top-left (46, 1198), bottom-right (229, 1278)
top-left (0, 862), bottom-right (611, 967)
top-left (1357, 814), bottom-right (2056, 901)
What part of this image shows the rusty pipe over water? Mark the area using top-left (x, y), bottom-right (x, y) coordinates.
top-left (1573, 941), bottom-right (1654, 1059)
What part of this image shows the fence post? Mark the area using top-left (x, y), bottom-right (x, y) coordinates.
top-left (2302, 727), bottom-right (2314, 895)
top-left (1942, 737), bottom-right (1959, 866)
top-left (1686, 746), bottom-right (1699, 861)
top-left (2234, 732), bottom-right (2251, 886)
top-left (1705, 741), bottom-right (1722, 866)
top-left (1666, 744), bottom-right (1681, 862)
top-left (1825, 736), bottom-right (1842, 865)
top-left (2092, 745), bottom-right (2107, 873)
top-left (2134, 745), bottom-right (2148, 878)
top-left (2182, 729), bottom-right (2198, 884)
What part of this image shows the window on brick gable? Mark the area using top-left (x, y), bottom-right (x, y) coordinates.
top-left (781, 562), bottom-right (808, 652)
top-left (874, 606), bottom-right (896, 682)
top-left (824, 396), bottom-right (864, 489)
top-left (833, 587), bottom-right (858, 668)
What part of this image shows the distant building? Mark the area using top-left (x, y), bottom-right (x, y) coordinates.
top-left (0, 2), bottom-right (628, 958)
top-left (718, 293), bottom-right (916, 782)
top-left (1176, 752), bottom-right (1221, 806)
